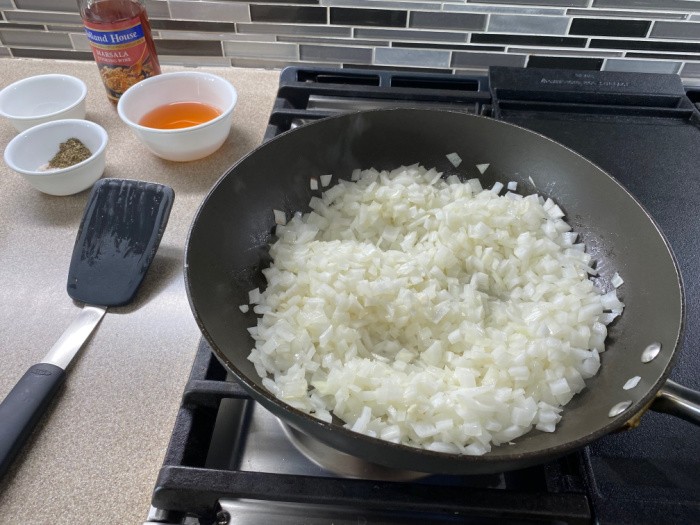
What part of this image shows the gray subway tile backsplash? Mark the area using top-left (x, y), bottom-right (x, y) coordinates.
top-left (477, 0), bottom-right (588, 6)
top-left (280, 35), bottom-right (388, 47)
top-left (238, 23), bottom-right (351, 37)
top-left (488, 15), bottom-right (571, 35)
top-left (152, 20), bottom-right (238, 33)
top-left (144, 1), bottom-right (170, 20)
top-left (444, 4), bottom-right (566, 15)
top-left (69, 32), bottom-right (90, 52)
top-left (160, 30), bottom-right (244, 41)
top-left (14, 0), bottom-right (76, 11)
top-left (375, 47), bottom-right (450, 67)
top-left (300, 44), bottom-right (373, 63)
top-left (160, 55), bottom-right (232, 67)
top-left (355, 28), bottom-right (467, 42)
top-left (47, 25), bottom-right (85, 32)
top-left (528, 55), bottom-right (604, 70)
top-left (452, 51), bottom-right (527, 68)
top-left (4, 10), bottom-right (81, 25)
top-left (330, 7), bottom-right (407, 27)
top-left (11, 47), bottom-right (92, 60)
top-left (626, 51), bottom-right (700, 61)
top-left (409, 11), bottom-right (486, 31)
top-left (590, 39), bottom-right (700, 53)
top-left (593, 0), bottom-right (699, 10)
top-left (603, 58), bottom-right (681, 74)
top-left (232, 58), bottom-right (343, 70)
top-left (223, 41), bottom-right (298, 59)
top-left (0, 29), bottom-right (72, 48)
top-left (156, 39), bottom-right (223, 57)
top-left (170, 1), bottom-right (250, 23)
top-left (321, 0), bottom-right (441, 10)
top-left (508, 47), bottom-right (623, 57)
top-left (250, 5), bottom-right (327, 24)
top-left (681, 62), bottom-right (700, 77)
top-left (566, 9), bottom-right (687, 20)
top-left (0, 0), bottom-right (698, 81)
top-left (394, 42), bottom-right (504, 52)
top-left (569, 18), bottom-right (651, 37)
top-left (650, 22), bottom-right (700, 40)
top-left (471, 33), bottom-right (587, 47)
top-left (0, 22), bottom-right (42, 31)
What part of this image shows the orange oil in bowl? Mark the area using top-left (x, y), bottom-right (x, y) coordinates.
top-left (139, 101), bottom-right (222, 130)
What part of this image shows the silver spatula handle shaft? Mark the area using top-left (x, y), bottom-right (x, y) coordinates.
top-left (0, 304), bottom-right (107, 478)
top-left (41, 305), bottom-right (107, 370)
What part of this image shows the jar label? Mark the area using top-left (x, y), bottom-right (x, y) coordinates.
top-left (83, 16), bottom-right (157, 101)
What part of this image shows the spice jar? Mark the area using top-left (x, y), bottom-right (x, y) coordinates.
top-left (77, 0), bottom-right (161, 103)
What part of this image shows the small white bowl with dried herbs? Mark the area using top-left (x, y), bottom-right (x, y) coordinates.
top-left (3, 119), bottom-right (108, 196)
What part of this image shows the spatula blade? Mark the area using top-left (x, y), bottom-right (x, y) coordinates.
top-left (67, 178), bottom-right (174, 307)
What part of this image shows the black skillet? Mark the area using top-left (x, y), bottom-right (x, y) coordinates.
top-left (185, 109), bottom-right (700, 474)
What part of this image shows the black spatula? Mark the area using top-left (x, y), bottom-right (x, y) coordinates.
top-left (0, 178), bottom-right (174, 479)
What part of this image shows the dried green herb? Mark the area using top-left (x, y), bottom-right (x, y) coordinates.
top-left (48, 138), bottom-right (92, 169)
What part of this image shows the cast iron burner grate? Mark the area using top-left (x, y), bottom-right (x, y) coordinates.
top-left (148, 66), bottom-right (700, 525)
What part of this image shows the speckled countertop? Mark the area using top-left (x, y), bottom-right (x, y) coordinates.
top-left (0, 58), bottom-right (280, 524)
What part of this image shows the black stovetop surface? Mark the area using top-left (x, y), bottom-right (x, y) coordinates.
top-left (150, 66), bottom-right (700, 525)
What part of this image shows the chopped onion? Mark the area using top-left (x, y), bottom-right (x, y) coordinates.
top-left (248, 287), bottom-right (260, 304)
top-left (273, 209), bottom-right (286, 225)
top-left (248, 164), bottom-right (615, 456)
top-left (239, 304), bottom-right (249, 313)
top-left (310, 178), bottom-right (319, 190)
top-left (446, 152), bottom-right (462, 167)
top-left (476, 163), bottom-right (490, 174)
top-left (507, 181), bottom-right (517, 191)
top-left (320, 174), bottom-right (333, 187)
top-left (611, 272), bottom-right (624, 288)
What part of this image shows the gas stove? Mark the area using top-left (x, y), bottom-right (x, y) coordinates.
top-left (145, 66), bottom-right (700, 525)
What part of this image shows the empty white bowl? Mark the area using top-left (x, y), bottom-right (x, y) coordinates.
top-left (4, 119), bottom-right (108, 196)
top-left (0, 74), bottom-right (87, 132)
top-left (117, 71), bottom-right (237, 162)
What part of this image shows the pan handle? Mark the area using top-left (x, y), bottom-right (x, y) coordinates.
top-left (650, 380), bottom-right (700, 426)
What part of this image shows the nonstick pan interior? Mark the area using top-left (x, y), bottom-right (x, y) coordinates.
top-left (185, 109), bottom-right (683, 474)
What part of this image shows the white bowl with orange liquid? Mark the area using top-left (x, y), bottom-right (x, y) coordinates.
top-left (116, 71), bottom-right (237, 162)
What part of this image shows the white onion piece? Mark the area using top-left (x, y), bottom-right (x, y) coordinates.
top-left (310, 178), bottom-right (319, 190)
top-left (507, 181), bottom-right (517, 191)
top-left (446, 152), bottom-right (462, 167)
top-left (248, 287), bottom-right (260, 304)
top-left (239, 304), bottom-right (249, 313)
top-left (611, 272), bottom-right (624, 288)
top-left (476, 163), bottom-right (490, 174)
top-left (273, 209), bottom-right (286, 225)
top-left (320, 174), bottom-right (333, 187)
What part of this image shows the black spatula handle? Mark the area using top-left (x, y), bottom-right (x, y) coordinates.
top-left (0, 364), bottom-right (65, 478)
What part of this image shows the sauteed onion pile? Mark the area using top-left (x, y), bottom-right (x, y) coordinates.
top-left (247, 165), bottom-right (623, 455)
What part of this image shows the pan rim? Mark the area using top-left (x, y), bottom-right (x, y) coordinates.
top-left (184, 107), bottom-right (685, 472)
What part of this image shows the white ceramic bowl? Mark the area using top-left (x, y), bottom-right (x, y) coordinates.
top-left (117, 71), bottom-right (238, 162)
top-left (0, 74), bottom-right (87, 132)
top-left (4, 119), bottom-right (108, 196)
